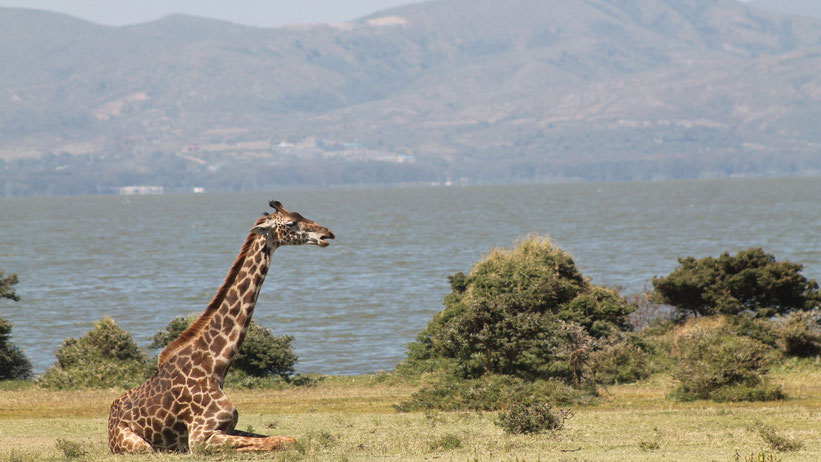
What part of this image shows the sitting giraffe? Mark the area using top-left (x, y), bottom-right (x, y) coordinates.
top-left (108, 200), bottom-right (334, 453)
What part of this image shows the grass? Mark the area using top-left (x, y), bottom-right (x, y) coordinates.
top-left (2, 365), bottom-right (821, 461)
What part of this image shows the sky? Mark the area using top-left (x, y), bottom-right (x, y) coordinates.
top-left (0, 0), bottom-right (421, 28)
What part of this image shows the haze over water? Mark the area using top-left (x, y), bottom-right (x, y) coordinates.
top-left (1, 177), bottom-right (819, 375)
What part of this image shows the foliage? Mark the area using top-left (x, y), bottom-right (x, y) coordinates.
top-left (233, 327), bottom-right (297, 378)
top-left (147, 315), bottom-right (192, 349)
top-left (590, 333), bottom-right (658, 385)
top-left (751, 422), bottom-right (803, 452)
top-left (38, 317), bottom-right (153, 389)
top-left (151, 315), bottom-right (297, 378)
top-left (402, 236), bottom-right (634, 385)
top-left (495, 401), bottom-right (573, 435)
top-left (0, 272), bottom-right (32, 380)
top-left (0, 318), bottom-right (33, 380)
top-left (55, 439), bottom-right (88, 459)
top-left (670, 325), bottom-right (783, 402)
top-left (774, 310), bottom-right (821, 357)
top-left (396, 374), bottom-right (595, 412)
top-left (0, 270), bottom-right (20, 302)
top-left (428, 433), bottom-right (463, 451)
top-left (652, 248), bottom-right (821, 319)
top-left (725, 315), bottom-right (779, 348)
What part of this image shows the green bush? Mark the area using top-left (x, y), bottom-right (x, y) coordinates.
top-left (590, 333), bottom-right (658, 385)
top-left (147, 315), bottom-right (192, 349)
top-left (0, 270), bottom-right (20, 302)
top-left (401, 236), bottom-right (634, 384)
top-left (55, 439), bottom-right (89, 459)
top-left (151, 316), bottom-right (297, 378)
top-left (495, 401), bottom-right (573, 434)
top-left (428, 433), bottom-right (463, 451)
top-left (38, 317), bottom-right (153, 389)
top-left (0, 318), bottom-right (33, 380)
top-left (233, 326), bottom-right (296, 378)
top-left (670, 326), bottom-right (783, 402)
top-left (652, 248), bottom-right (820, 319)
top-left (0, 270), bottom-right (32, 380)
top-left (775, 310), bottom-right (821, 357)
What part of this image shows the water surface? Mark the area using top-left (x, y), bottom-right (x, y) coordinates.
top-left (1, 178), bottom-right (819, 375)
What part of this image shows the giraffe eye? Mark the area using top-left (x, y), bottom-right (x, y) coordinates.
top-left (285, 221), bottom-right (298, 229)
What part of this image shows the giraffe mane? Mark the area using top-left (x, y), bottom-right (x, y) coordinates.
top-left (158, 223), bottom-right (264, 367)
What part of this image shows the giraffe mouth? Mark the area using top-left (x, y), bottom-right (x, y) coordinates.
top-left (316, 233), bottom-right (334, 247)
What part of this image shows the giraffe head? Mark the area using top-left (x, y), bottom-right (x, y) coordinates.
top-left (250, 200), bottom-right (335, 247)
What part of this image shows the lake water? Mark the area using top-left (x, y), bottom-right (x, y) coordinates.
top-left (1, 178), bottom-right (820, 375)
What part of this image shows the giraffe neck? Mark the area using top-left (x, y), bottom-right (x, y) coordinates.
top-left (159, 232), bottom-right (276, 384)
top-left (205, 233), bottom-right (274, 381)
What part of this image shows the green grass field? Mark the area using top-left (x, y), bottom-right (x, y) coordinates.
top-left (2, 362), bottom-right (821, 461)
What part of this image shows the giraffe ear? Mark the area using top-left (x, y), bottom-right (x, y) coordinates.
top-left (250, 222), bottom-right (271, 235)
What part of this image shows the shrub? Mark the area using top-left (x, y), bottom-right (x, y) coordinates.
top-left (670, 326), bottom-right (782, 402)
top-left (38, 317), bottom-right (153, 389)
top-left (775, 310), bottom-right (821, 357)
top-left (751, 422), bottom-right (803, 452)
top-left (147, 315), bottom-right (193, 349)
top-left (0, 271), bottom-right (32, 380)
top-left (0, 270), bottom-right (20, 302)
top-left (151, 316), bottom-right (297, 378)
top-left (0, 318), bottom-right (32, 380)
top-left (55, 439), bottom-right (89, 459)
top-left (495, 401), bottom-right (573, 434)
top-left (232, 326), bottom-right (296, 378)
top-left (652, 248), bottom-right (820, 319)
top-left (401, 235), bottom-right (634, 384)
top-left (429, 433), bottom-right (463, 451)
top-left (396, 374), bottom-right (595, 412)
top-left (590, 333), bottom-right (657, 385)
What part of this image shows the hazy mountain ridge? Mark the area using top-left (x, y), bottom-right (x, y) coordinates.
top-left (1, 0), bottom-right (820, 195)
top-left (749, 0), bottom-right (821, 19)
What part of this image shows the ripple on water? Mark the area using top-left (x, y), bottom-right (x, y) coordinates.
top-left (1, 178), bottom-right (819, 374)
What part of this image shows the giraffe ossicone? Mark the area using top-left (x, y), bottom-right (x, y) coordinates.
top-left (108, 201), bottom-right (334, 453)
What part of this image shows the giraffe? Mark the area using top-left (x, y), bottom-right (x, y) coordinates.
top-left (108, 200), bottom-right (334, 453)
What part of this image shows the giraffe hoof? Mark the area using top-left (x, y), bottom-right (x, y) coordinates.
top-left (266, 436), bottom-right (296, 450)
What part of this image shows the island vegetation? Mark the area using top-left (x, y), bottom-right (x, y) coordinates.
top-left (1, 242), bottom-right (820, 460)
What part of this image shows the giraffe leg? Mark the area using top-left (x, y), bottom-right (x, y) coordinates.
top-left (109, 423), bottom-right (154, 454)
top-left (188, 387), bottom-right (295, 453)
top-left (190, 429), bottom-right (296, 452)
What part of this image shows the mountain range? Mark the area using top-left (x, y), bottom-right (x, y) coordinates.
top-left (749, 0), bottom-right (821, 19)
top-left (2, 0), bottom-right (820, 195)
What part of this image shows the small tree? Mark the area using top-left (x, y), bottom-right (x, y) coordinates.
top-left (0, 270), bottom-right (32, 380)
top-left (652, 248), bottom-right (820, 319)
top-left (402, 235), bottom-right (633, 383)
top-left (151, 316), bottom-right (297, 378)
top-left (0, 318), bottom-right (33, 380)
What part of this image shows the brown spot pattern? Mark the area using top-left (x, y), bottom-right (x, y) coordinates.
top-left (108, 203), bottom-right (332, 453)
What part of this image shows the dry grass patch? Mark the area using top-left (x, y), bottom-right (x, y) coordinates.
top-left (2, 371), bottom-right (821, 461)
